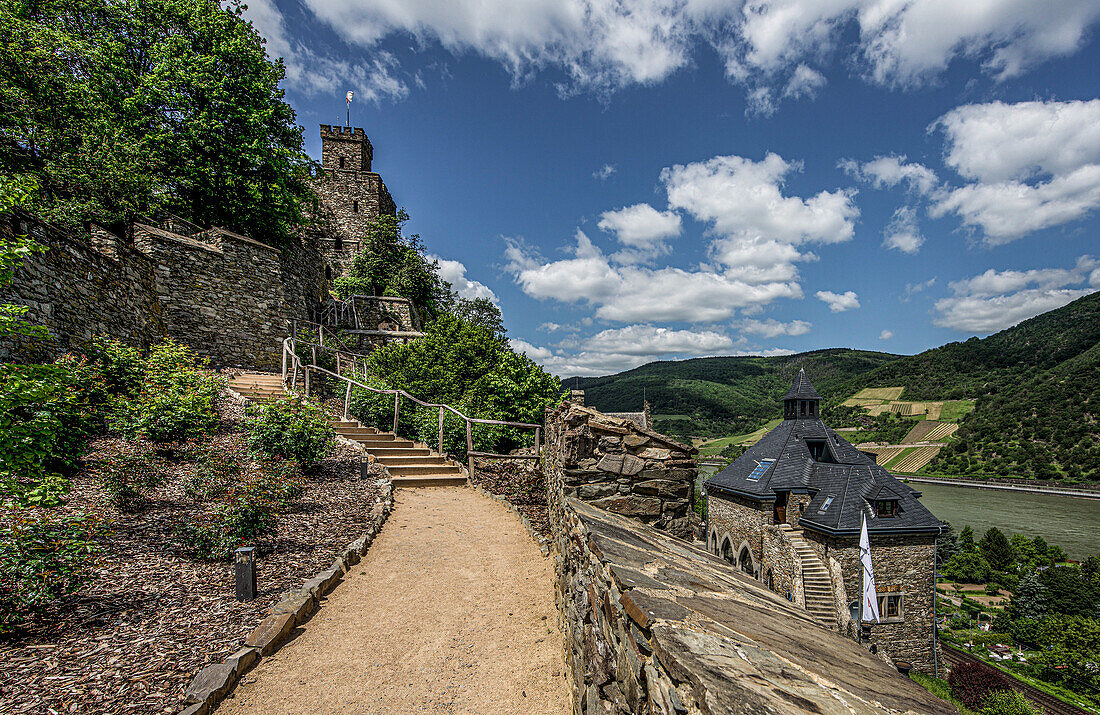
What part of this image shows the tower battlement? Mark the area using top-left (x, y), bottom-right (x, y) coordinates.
top-left (319, 124), bottom-right (373, 172)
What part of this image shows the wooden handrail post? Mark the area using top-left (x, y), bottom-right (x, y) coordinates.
top-left (304, 365), bottom-right (310, 396)
top-left (466, 420), bottom-right (474, 480)
top-left (438, 406), bottom-right (444, 454)
top-left (344, 381), bottom-right (352, 421)
top-left (534, 427), bottom-right (541, 455)
top-left (281, 343), bottom-right (287, 383)
top-left (311, 345), bottom-right (317, 367)
top-left (393, 392), bottom-right (400, 434)
top-left (319, 324), bottom-right (324, 347)
top-left (336, 353), bottom-right (341, 375)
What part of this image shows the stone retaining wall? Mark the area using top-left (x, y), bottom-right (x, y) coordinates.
top-left (543, 400), bottom-right (698, 539)
top-left (1, 214), bottom-right (326, 370)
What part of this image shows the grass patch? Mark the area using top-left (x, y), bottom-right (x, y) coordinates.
top-left (696, 418), bottom-right (782, 455)
top-left (940, 399), bottom-right (977, 422)
top-left (854, 386), bottom-right (905, 401)
top-left (911, 672), bottom-right (981, 715)
top-left (884, 446), bottom-right (919, 469)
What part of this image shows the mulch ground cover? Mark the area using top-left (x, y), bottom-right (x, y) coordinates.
top-left (0, 393), bottom-right (382, 715)
top-left (469, 456), bottom-right (551, 540)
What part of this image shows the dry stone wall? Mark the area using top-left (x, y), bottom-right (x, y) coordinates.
top-left (544, 399), bottom-right (697, 539)
top-left (1, 214), bottom-right (326, 370)
top-left (548, 491), bottom-right (954, 714)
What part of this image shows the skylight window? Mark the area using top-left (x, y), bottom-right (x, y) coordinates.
top-left (746, 459), bottom-right (774, 481)
top-left (819, 496), bottom-right (834, 512)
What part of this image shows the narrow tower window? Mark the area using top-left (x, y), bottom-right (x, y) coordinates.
top-left (339, 156), bottom-right (345, 169)
top-left (353, 200), bottom-right (359, 213)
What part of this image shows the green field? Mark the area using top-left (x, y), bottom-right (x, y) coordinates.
top-left (696, 418), bottom-right (782, 455)
top-left (939, 399), bottom-right (977, 421)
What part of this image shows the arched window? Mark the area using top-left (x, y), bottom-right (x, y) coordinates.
top-left (738, 546), bottom-right (755, 576)
top-left (766, 568), bottom-right (775, 591)
top-left (721, 537), bottom-right (735, 564)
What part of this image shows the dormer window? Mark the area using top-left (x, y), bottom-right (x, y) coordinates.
top-left (874, 499), bottom-right (900, 518)
top-left (806, 440), bottom-right (832, 462)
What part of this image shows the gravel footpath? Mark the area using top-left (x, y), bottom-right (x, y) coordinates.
top-left (217, 486), bottom-right (570, 715)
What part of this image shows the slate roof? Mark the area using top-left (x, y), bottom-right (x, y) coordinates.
top-left (783, 368), bottom-right (822, 401)
top-left (705, 373), bottom-right (942, 536)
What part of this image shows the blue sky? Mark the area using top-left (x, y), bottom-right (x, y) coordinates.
top-left (244, 0), bottom-right (1100, 376)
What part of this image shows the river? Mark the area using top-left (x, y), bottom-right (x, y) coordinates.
top-left (698, 465), bottom-right (1100, 560)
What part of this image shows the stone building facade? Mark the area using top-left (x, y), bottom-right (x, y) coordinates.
top-left (310, 125), bottom-right (397, 278)
top-left (543, 393), bottom-right (699, 540)
top-left (704, 370), bottom-right (944, 673)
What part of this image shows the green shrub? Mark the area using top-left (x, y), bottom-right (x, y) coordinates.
top-left (981, 689), bottom-right (1039, 715)
top-left (247, 396), bottom-right (333, 470)
top-left (0, 509), bottom-right (107, 632)
top-left (85, 337), bottom-right (144, 397)
top-left (183, 450), bottom-right (242, 502)
top-left (111, 341), bottom-right (222, 443)
top-left (96, 454), bottom-right (163, 512)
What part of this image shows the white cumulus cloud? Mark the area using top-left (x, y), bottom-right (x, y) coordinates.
top-left (597, 203), bottom-right (682, 263)
top-left (882, 206), bottom-right (924, 254)
top-left (738, 318), bottom-right (812, 338)
top-left (593, 164), bottom-right (617, 180)
top-left (879, 330), bottom-right (893, 340)
top-left (815, 290), bottom-right (860, 312)
top-left (933, 255), bottom-right (1100, 332)
top-left (841, 155), bottom-right (939, 195)
top-left (429, 255), bottom-right (499, 303)
top-left (931, 99), bottom-right (1100, 244)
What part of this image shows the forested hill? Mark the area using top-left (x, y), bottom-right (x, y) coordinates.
top-left (836, 291), bottom-right (1100, 480)
top-left (830, 290), bottom-right (1100, 402)
top-left (572, 348), bottom-right (900, 436)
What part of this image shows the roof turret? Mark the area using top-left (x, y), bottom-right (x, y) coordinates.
top-left (783, 368), bottom-right (821, 401)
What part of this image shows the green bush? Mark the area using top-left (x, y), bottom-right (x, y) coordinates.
top-left (247, 396), bottom-right (333, 470)
top-left (176, 462), bottom-right (302, 561)
top-left (981, 689), bottom-right (1039, 715)
top-left (85, 337), bottom-right (144, 397)
top-left (183, 450), bottom-right (243, 502)
top-left (111, 340), bottom-right (222, 443)
top-left (0, 509), bottom-right (106, 632)
top-left (95, 454), bottom-right (163, 512)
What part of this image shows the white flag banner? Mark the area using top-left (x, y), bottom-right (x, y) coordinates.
top-left (346, 91), bottom-right (354, 104)
top-left (860, 513), bottom-right (880, 623)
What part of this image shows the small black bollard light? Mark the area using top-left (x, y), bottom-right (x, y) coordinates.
top-left (235, 547), bottom-right (257, 601)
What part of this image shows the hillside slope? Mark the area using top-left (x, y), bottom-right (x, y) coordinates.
top-left (573, 292), bottom-right (1100, 480)
top-left (573, 348), bottom-right (899, 436)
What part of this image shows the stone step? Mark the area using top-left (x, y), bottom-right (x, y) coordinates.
top-left (390, 475), bottom-right (468, 488)
top-left (386, 464), bottom-right (462, 476)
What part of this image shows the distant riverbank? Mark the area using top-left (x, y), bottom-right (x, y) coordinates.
top-left (903, 476), bottom-right (1100, 500)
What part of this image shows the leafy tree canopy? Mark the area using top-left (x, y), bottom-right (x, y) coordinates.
top-left (331, 211), bottom-right (451, 319)
top-left (979, 527), bottom-right (1013, 572)
top-left (0, 0), bottom-right (314, 243)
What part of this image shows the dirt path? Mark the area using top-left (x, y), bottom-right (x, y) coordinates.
top-left (217, 486), bottom-right (570, 715)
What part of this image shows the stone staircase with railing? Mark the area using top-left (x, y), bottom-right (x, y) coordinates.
top-left (779, 524), bottom-right (837, 629)
top-left (228, 372), bottom-right (467, 488)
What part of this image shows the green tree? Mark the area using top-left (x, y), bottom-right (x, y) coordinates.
top-left (1039, 565), bottom-right (1098, 617)
top-left (943, 550), bottom-right (992, 584)
top-left (1009, 570), bottom-right (1049, 621)
top-left (979, 527), bottom-right (1013, 572)
top-left (450, 297), bottom-right (506, 339)
top-left (331, 211), bottom-right (450, 318)
top-left (0, 0), bottom-right (314, 243)
top-left (937, 522), bottom-right (959, 569)
top-left (959, 525), bottom-right (977, 552)
top-left (1032, 614), bottom-right (1100, 694)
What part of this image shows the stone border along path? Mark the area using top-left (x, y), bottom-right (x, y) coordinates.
top-left (213, 486), bottom-right (571, 715)
top-left (178, 479), bottom-right (395, 715)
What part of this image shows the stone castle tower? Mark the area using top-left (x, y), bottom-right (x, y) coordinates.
top-left (312, 125), bottom-right (396, 277)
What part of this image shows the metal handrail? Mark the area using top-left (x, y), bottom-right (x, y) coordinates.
top-left (281, 338), bottom-right (541, 476)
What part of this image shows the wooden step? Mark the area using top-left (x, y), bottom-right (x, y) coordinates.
top-left (386, 464), bottom-right (462, 476)
top-left (367, 447), bottom-right (433, 458)
top-left (378, 457), bottom-right (454, 467)
top-left (390, 474), bottom-right (468, 488)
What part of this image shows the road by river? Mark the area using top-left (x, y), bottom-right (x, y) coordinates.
top-left (698, 465), bottom-right (1100, 560)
